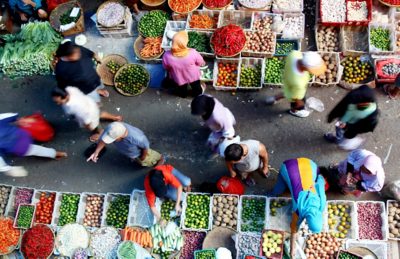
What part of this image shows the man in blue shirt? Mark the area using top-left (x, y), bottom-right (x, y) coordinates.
top-left (9, 0), bottom-right (47, 22)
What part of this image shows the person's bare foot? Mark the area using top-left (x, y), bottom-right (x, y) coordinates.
top-left (97, 89), bottom-right (110, 98)
top-left (55, 151), bottom-right (67, 159)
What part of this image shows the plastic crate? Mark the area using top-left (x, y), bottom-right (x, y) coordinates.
top-left (186, 10), bottom-right (220, 31)
top-left (200, 61), bottom-right (215, 82)
top-left (259, 229), bottom-right (284, 258)
top-left (314, 52), bottom-right (343, 86)
top-left (356, 201), bottom-right (387, 241)
top-left (374, 58), bottom-right (400, 83)
top-left (218, 10), bottom-right (253, 29)
top-left (263, 56), bottom-right (285, 87)
top-left (320, 0), bottom-right (347, 26)
top-left (272, 0), bottom-right (303, 13)
top-left (211, 194), bottom-right (239, 231)
top-left (346, 0), bottom-right (372, 26)
top-left (97, 7), bottom-right (134, 38)
top-left (194, 249), bottom-right (216, 259)
top-left (213, 57), bottom-right (241, 90)
top-left (5, 187), bottom-right (34, 218)
top-left (340, 26), bottom-right (369, 55)
top-left (238, 195), bottom-right (268, 234)
top-left (77, 192), bottom-right (105, 228)
top-left (161, 21), bottom-right (187, 50)
top-left (13, 204), bottom-right (35, 229)
top-left (238, 57), bottom-right (265, 89)
top-left (250, 12), bottom-right (283, 34)
top-left (386, 200), bottom-right (400, 240)
top-left (282, 13), bottom-right (305, 39)
top-left (345, 240), bottom-right (387, 259)
top-left (325, 200), bottom-right (358, 239)
top-left (128, 189), bottom-right (161, 228)
top-left (0, 184), bottom-right (13, 216)
top-left (101, 192), bottom-right (130, 229)
top-left (266, 197), bottom-right (291, 232)
top-left (368, 23), bottom-right (396, 54)
top-left (236, 233), bottom-right (262, 259)
top-left (181, 192), bottom-right (212, 231)
top-left (31, 189), bottom-right (57, 225)
top-left (52, 192), bottom-right (81, 226)
top-left (274, 39), bottom-right (300, 56)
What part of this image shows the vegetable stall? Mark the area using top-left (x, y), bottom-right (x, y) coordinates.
top-left (0, 184), bottom-right (394, 258)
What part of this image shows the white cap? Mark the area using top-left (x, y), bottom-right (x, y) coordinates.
top-left (302, 52), bottom-right (326, 76)
top-left (101, 122), bottom-right (126, 144)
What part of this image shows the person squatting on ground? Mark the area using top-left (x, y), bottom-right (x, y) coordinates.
top-left (224, 140), bottom-right (269, 186)
top-left (162, 31), bottom-right (205, 98)
top-left (268, 158), bottom-right (326, 258)
top-left (51, 87), bottom-right (121, 142)
top-left (0, 113), bottom-right (66, 177)
top-left (325, 85), bottom-right (379, 150)
top-left (144, 164), bottom-right (191, 221)
top-left (265, 51), bottom-right (326, 118)
top-left (9, 0), bottom-right (48, 22)
top-left (54, 41), bottom-right (109, 103)
top-left (321, 149), bottom-right (385, 197)
top-left (87, 122), bottom-right (164, 167)
top-left (191, 94), bottom-right (238, 156)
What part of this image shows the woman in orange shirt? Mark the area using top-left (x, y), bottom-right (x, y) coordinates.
top-left (144, 164), bottom-right (191, 221)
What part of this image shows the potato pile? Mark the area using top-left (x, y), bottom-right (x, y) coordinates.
top-left (317, 26), bottom-right (340, 52)
top-left (388, 201), bottom-right (400, 238)
top-left (304, 233), bottom-right (344, 259)
top-left (315, 54), bottom-right (339, 84)
top-left (83, 194), bottom-right (104, 227)
top-left (0, 186), bottom-right (11, 215)
top-left (244, 31), bottom-right (275, 53)
top-left (212, 195), bottom-right (238, 229)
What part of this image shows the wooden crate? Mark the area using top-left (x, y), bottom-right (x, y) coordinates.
top-left (96, 7), bottom-right (134, 38)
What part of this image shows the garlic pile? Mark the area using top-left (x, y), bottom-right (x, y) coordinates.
top-left (273, 0), bottom-right (302, 12)
top-left (321, 0), bottom-right (346, 23)
top-left (347, 1), bottom-right (368, 21)
top-left (282, 15), bottom-right (304, 39)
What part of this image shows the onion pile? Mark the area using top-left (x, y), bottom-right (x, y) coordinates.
top-left (83, 195), bottom-right (104, 228)
top-left (180, 231), bottom-right (206, 259)
top-left (357, 202), bottom-right (384, 240)
top-left (304, 233), bottom-right (344, 259)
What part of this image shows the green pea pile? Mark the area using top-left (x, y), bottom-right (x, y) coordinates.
top-left (138, 11), bottom-right (169, 37)
top-left (264, 57), bottom-right (285, 84)
top-left (59, 194), bottom-right (80, 226)
top-left (195, 250), bottom-right (215, 259)
top-left (106, 60), bottom-right (122, 74)
top-left (115, 64), bottom-right (150, 96)
top-left (16, 205), bottom-right (34, 228)
top-left (106, 195), bottom-right (130, 229)
top-left (240, 198), bottom-right (266, 232)
top-left (370, 28), bottom-right (391, 51)
top-left (275, 41), bottom-right (296, 55)
top-left (240, 65), bottom-right (262, 87)
top-left (338, 251), bottom-right (360, 259)
top-left (184, 194), bottom-right (210, 230)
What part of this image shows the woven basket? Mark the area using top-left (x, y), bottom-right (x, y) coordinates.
top-left (49, 1), bottom-right (84, 36)
top-left (134, 36), bottom-right (164, 61)
top-left (140, 0), bottom-right (167, 7)
top-left (238, 0), bottom-right (269, 10)
top-left (96, 0), bottom-right (126, 28)
top-left (114, 64), bottom-right (150, 97)
top-left (203, 227), bottom-right (237, 258)
top-left (21, 224), bottom-right (55, 259)
top-left (168, 0), bottom-right (202, 14)
top-left (96, 54), bottom-right (128, 86)
top-left (202, 0), bottom-right (232, 10)
top-left (0, 216), bottom-right (21, 256)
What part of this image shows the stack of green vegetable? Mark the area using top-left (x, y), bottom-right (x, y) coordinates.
top-left (0, 21), bottom-right (62, 78)
top-left (60, 7), bottom-right (81, 25)
top-left (188, 32), bottom-right (212, 54)
top-left (264, 57), bottom-right (285, 84)
top-left (239, 65), bottom-right (262, 87)
top-left (138, 11), bottom-right (169, 37)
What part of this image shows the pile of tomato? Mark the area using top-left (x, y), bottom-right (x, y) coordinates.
top-left (217, 62), bottom-right (238, 87)
top-left (35, 192), bottom-right (56, 224)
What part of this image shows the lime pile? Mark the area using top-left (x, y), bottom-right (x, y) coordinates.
top-left (341, 56), bottom-right (373, 84)
top-left (264, 57), bottom-right (285, 84)
top-left (240, 65), bottom-right (262, 87)
top-left (184, 194), bottom-right (210, 230)
top-left (115, 64), bottom-right (149, 96)
top-left (240, 197), bottom-right (265, 232)
top-left (106, 195), bottom-right (130, 229)
top-left (106, 60), bottom-right (122, 74)
top-left (327, 203), bottom-right (352, 239)
top-left (269, 199), bottom-right (290, 216)
top-left (58, 193), bottom-right (80, 226)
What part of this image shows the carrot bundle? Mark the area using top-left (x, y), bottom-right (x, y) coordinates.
top-left (140, 37), bottom-right (162, 58)
top-left (189, 14), bottom-right (216, 29)
top-left (122, 227), bottom-right (153, 248)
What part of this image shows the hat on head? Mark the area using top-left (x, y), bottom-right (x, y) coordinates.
top-left (302, 52), bottom-right (327, 76)
top-left (101, 122), bottom-right (126, 144)
top-left (364, 155), bottom-right (383, 176)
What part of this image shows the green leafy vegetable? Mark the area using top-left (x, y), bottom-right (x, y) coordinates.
top-left (188, 31), bottom-right (212, 53)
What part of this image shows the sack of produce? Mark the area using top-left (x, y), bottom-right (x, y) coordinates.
top-left (216, 176), bottom-right (244, 195)
top-left (18, 113), bottom-right (55, 142)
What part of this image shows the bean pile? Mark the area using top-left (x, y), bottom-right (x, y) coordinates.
top-left (275, 41), bottom-right (297, 55)
top-left (16, 205), bottom-right (35, 228)
top-left (327, 202), bottom-right (352, 239)
top-left (0, 185), bottom-right (11, 215)
top-left (97, 2), bottom-right (125, 27)
top-left (321, 0), bottom-right (346, 23)
top-left (282, 15), bottom-right (304, 39)
top-left (195, 250), bottom-right (215, 259)
top-left (317, 26), bottom-right (340, 52)
top-left (58, 193), bottom-right (80, 226)
top-left (357, 202), bottom-right (384, 240)
top-left (115, 64), bottom-right (149, 96)
top-left (240, 65), bottom-right (262, 87)
top-left (106, 195), bottom-right (130, 229)
top-left (180, 231), bottom-right (206, 259)
top-left (240, 197), bottom-right (265, 232)
top-left (83, 194), bottom-right (104, 228)
top-left (183, 194), bottom-right (210, 230)
top-left (244, 31), bottom-right (275, 53)
top-left (370, 28), bottom-right (391, 51)
top-left (237, 233), bottom-right (261, 258)
top-left (35, 191), bottom-right (56, 224)
top-left (264, 57), bottom-right (285, 84)
top-left (388, 201), bottom-right (400, 238)
top-left (138, 11), bottom-right (169, 38)
top-left (212, 195), bottom-right (238, 229)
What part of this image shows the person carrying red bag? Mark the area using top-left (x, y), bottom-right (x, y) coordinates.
top-left (0, 113), bottom-right (67, 177)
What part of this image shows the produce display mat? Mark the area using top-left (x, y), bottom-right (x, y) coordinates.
top-left (128, 190), bottom-right (161, 228)
top-left (266, 197), bottom-right (292, 232)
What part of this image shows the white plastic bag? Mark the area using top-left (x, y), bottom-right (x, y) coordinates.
top-left (216, 247), bottom-right (232, 259)
top-left (380, 180), bottom-right (400, 200)
top-left (306, 97), bottom-right (325, 112)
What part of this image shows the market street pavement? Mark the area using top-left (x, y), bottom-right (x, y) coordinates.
top-left (0, 76), bottom-right (398, 201)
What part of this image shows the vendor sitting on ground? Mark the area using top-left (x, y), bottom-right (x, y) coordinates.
top-left (383, 73), bottom-right (400, 100)
top-left (224, 140), bottom-right (269, 186)
top-left (321, 149), bottom-right (385, 197)
top-left (9, 0), bottom-right (48, 22)
top-left (268, 158), bottom-right (326, 258)
top-left (162, 30), bottom-right (205, 98)
top-left (144, 164), bottom-right (191, 221)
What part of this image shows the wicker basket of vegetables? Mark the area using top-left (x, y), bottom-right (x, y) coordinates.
top-left (96, 54), bottom-right (128, 86)
top-left (0, 217), bottom-right (21, 255)
top-left (114, 64), bottom-right (150, 96)
top-left (202, 0), bottom-right (232, 10)
top-left (49, 1), bottom-right (84, 36)
top-left (134, 36), bottom-right (164, 61)
top-left (96, 0), bottom-right (126, 28)
top-left (168, 0), bottom-right (202, 14)
top-left (140, 0), bottom-right (167, 7)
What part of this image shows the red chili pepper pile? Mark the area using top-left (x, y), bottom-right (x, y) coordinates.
top-left (211, 24), bottom-right (246, 57)
top-left (21, 224), bottom-right (54, 258)
top-left (203, 0), bottom-right (232, 8)
top-left (35, 192), bottom-right (56, 224)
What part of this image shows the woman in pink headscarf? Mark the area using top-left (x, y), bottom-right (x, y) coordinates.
top-left (322, 149), bottom-right (385, 196)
